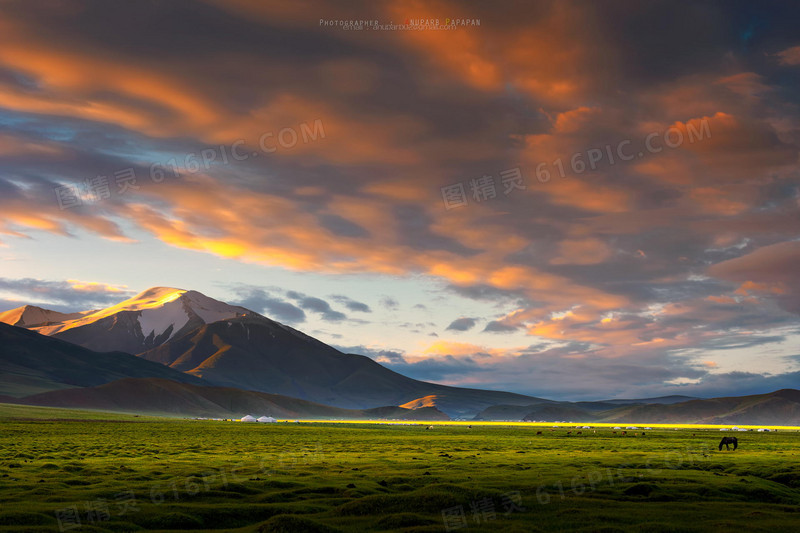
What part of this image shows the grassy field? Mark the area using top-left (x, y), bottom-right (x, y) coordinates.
top-left (2, 404), bottom-right (800, 532)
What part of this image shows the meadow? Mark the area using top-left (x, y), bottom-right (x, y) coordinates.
top-left (2, 404), bottom-right (800, 532)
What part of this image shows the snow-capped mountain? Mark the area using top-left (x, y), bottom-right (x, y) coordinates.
top-left (1, 287), bottom-right (251, 355)
top-left (1, 286), bottom-right (544, 416)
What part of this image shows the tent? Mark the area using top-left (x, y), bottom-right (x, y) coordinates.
top-left (240, 415), bottom-right (257, 422)
top-left (257, 416), bottom-right (277, 423)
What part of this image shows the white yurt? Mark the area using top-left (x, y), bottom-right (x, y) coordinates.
top-left (257, 416), bottom-right (277, 423)
top-left (240, 415), bottom-right (257, 422)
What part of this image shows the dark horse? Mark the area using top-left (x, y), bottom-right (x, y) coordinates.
top-left (719, 436), bottom-right (738, 451)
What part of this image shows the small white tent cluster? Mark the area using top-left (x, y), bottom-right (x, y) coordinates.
top-left (239, 414), bottom-right (276, 423)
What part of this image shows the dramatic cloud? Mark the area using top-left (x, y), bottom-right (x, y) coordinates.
top-left (1, 1), bottom-right (799, 398)
top-left (709, 240), bottom-right (800, 313)
top-left (777, 45), bottom-right (800, 66)
top-left (373, 339), bottom-right (800, 401)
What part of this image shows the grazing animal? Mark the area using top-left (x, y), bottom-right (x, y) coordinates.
top-left (576, 431), bottom-right (582, 435)
top-left (566, 431), bottom-right (572, 435)
top-left (621, 431), bottom-right (627, 436)
top-left (641, 432), bottom-right (646, 436)
top-left (536, 431), bottom-right (543, 435)
top-left (426, 426), bottom-right (434, 430)
top-left (612, 431), bottom-right (616, 435)
top-left (719, 436), bottom-right (738, 451)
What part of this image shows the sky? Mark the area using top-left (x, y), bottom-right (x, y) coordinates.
top-left (0, 0), bottom-right (799, 401)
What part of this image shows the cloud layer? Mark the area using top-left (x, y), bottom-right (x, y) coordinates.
top-left (1, 0), bottom-right (799, 398)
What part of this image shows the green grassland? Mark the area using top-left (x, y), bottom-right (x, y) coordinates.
top-left (2, 404), bottom-right (800, 532)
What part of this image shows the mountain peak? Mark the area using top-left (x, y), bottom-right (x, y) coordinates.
top-left (124, 287), bottom-right (188, 307)
top-left (0, 305), bottom-right (85, 328)
top-left (46, 287), bottom-right (252, 354)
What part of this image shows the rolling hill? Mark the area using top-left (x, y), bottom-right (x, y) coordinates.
top-left (0, 305), bottom-right (88, 327)
top-left (8, 286), bottom-right (796, 424)
top-left (3, 314), bottom-right (798, 423)
top-left (137, 314), bottom-right (546, 416)
top-left (600, 389), bottom-right (800, 425)
top-left (599, 395), bottom-right (699, 405)
top-left (1, 288), bottom-right (545, 417)
top-left (0, 322), bottom-right (207, 397)
top-left (16, 377), bottom-right (451, 420)
top-left (483, 389), bottom-right (800, 425)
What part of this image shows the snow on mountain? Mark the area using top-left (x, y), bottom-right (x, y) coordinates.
top-left (137, 289), bottom-right (250, 342)
top-left (33, 287), bottom-right (187, 336)
top-left (14, 287), bottom-right (252, 355)
top-left (31, 287), bottom-right (247, 337)
top-left (179, 289), bottom-right (250, 324)
top-left (138, 298), bottom-right (190, 342)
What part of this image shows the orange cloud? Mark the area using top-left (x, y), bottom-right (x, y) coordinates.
top-left (734, 281), bottom-right (787, 296)
top-left (686, 187), bottom-right (750, 216)
top-left (413, 340), bottom-right (523, 363)
top-left (66, 280), bottom-right (130, 294)
top-left (423, 341), bottom-right (493, 357)
top-left (0, 197), bottom-right (130, 243)
top-left (777, 45), bottom-right (800, 66)
top-left (716, 72), bottom-right (771, 98)
top-left (386, 1), bottom-right (501, 91)
top-left (0, 134), bottom-right (64, 157)
top-left (0, 18), bottom-right (431, 169)
top-left (381, 0), bottom-right (600, 105)
top-left (0, 33), bottom-right (220, 138)
top-left (1, 0), bottom-right (796, 371)
top-left (709, 241), bottom-right (800, 284)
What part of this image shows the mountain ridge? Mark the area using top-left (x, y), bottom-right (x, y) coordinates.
top-left (505, 389), bottom-right (800, 425)
top-left (14, 377), bottom-right (452, 420)
top-left (6, 287), bottom-right (252, 355)
top-left (4, 286), bottom-right (795, 423)
top-left (138, 314), bottom-right (547, 416)
top-left (1, 291), bottom-right (546, 417)
top-left (0, 322), bottom-right (207, 397)
top-left (0, 305), bottom-right (88, 328)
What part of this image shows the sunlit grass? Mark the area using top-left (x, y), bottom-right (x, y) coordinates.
top-left (2, 404), bottom-right (800, 532)
top-left (299, 419), bottom-right (800, 431)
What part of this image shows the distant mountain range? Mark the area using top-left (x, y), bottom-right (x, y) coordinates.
top-left (17, 378), bottom-right (450, 421)
top-left (1, 286), bottom-right (798, 424)
top-left (0, 288), bottom-right (543, 418)
top-left (599, 395), bottom-right (698, 405)
top-left (469, 389), bottom-right (800, 425)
